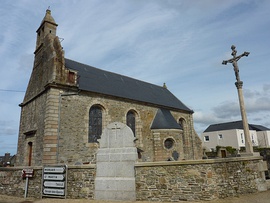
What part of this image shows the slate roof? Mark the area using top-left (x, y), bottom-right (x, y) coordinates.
top-left (250, 124), bottom-right (270, 131)
top-left (65, 58), bottom-right (193, 112)
top-left (151, 108), bottom-right (182, 129)
top-left (204, 120), bottom-right (270, 132)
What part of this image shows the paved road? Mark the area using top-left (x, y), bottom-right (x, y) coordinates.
top-left (1, 190), bottom-right (270, 203)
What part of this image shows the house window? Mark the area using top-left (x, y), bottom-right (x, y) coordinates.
top-left (126, 110), bottom-right (136, 136)
top-left (218, 134), bottom-right (223, 139)
top-left (251, 134), bottom-right (255, 144)
top-left (241, 133), bottom-right (244, 144)
top-left (89, 105), bottom-right (102, 143)
top-left (204, 136), bottom-right (210, 142)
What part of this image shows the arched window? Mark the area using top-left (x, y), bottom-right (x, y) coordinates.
top-left (28, 142), bottom-right (33, 166)
top-left (178, 118), bottom-right (184, 130)
top-left (89, 105), bottom-right (102, 143)
top-left (126, 110), bottom-right (136, 137)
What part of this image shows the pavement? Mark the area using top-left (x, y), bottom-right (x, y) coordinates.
top-left (1, 190), bottom-right (270, 203)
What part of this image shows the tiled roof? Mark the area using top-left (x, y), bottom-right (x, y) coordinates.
top-left (65, 58), bottom-right (193, 112)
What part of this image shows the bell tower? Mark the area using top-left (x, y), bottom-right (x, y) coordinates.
top-left (16, 9), bottom-right (77, 166)
top-left (35, 9), bottom-right (58, 51)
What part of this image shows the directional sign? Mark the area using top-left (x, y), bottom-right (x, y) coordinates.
top-left (44, 181), bottom-right (65, 188)
top-left (44, 167), bottom-right (65, 173)
top-left (42, 165), bottom-right (67, 199)
top-left (44, 174), bottom-right (65, 181)
top-left (43, 188), bottom-right (65, 196)
top-left (22, 168), bottom-right (34, 178)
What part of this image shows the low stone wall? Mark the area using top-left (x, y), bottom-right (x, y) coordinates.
top-left (0, 157), bottom-right (267, 201)
top-left (135, 156), bottom-right (266, 201)
top-left (0, 165), bottom-right (95, 199)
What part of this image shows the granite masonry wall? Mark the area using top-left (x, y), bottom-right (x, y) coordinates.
top-left (57, 93), bottom-right (202, 164)
top-left (135, 156), bottom-right (267, 201)
top-left (0, 165), bottom-right (95, 199)
top-left (0, 157), bottom-right (267, 201)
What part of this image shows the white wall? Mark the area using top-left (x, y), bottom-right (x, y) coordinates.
top-left (257, 131), bottom-right (270, 147)
top-left (202, 129), bottom-right (258, 151)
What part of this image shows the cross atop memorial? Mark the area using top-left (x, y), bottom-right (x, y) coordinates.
top-left (222, 45), bottom-right (254, 155)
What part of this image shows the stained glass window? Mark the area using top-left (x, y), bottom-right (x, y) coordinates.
top-left (89, 106), bottom-right (102, 143)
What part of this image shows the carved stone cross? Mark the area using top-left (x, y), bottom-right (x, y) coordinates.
top-left (222, 45), bottom-right (254, 155)
top-left (222, 45), bottom-right (250, 83)
top-left (112, 123), bottom-right (121, 136)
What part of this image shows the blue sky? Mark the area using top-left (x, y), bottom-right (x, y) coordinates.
top-left (0, 0), bottom-right (270, 155)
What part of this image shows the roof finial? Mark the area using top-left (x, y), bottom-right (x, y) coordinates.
top-left (46, 6), bottom-right (51, 14)
top-left (163, 83), bottom-right (167, 89)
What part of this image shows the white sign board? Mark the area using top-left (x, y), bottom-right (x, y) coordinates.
top-left (44, 167), bottom-right (65, 173)
top-left (44, 181), bottom-right (65, 188)
top-left (43, 188), bottom-right (65, 196)
top-left (42, 165), bottom-right (67, 199)
top-left (44, 174), bottom-right (65, 181)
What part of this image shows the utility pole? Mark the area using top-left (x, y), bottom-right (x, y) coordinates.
top-left (222, 45), bottom-right (254, 155)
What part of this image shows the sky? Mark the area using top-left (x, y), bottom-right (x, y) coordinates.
top-left (0, 0), bottom-right (270, 155)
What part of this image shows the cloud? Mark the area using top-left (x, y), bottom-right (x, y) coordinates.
top-left (211, 84), bottom-right (270, 120)
top-left (263, 84), bottom-right (270, 92)
top-left (0, 120), bottom-right (18, 136)
top-left (193, 84), bottom-right (270, 134)
top-left (1, 0), bottom-right (270, 155)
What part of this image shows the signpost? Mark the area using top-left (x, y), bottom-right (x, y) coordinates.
top-left (22, 168), bottom-right (34, 198)
top-left (42, 165), bottom-right (67, 199)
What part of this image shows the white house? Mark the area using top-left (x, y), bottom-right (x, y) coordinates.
top-left (254, 125), bottom-right (270, 148)
top-left (202, 121), bottom-right (270, 151)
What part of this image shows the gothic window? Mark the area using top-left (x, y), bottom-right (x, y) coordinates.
top-left (89, 105), bottom-right (102, 143)
top-left (126, 110), bottom-right (136, 137)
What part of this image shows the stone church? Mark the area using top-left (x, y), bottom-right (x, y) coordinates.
top-left (16, 9), bottom-right (202, 166)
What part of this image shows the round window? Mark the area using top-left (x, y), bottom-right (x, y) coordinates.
top-left (164, 138), bottom-right (174, 149)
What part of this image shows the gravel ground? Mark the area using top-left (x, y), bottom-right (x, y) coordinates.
top-left (0, 191), bottom-right (270, 203)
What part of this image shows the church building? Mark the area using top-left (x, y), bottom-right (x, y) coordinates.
top-left (16, 9), bottom-right (202, 166)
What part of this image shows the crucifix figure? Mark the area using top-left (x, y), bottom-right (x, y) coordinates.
top-left (222, 45), bottom-right (254, 155)
top-left (222, 45), bottom-right (249, 83)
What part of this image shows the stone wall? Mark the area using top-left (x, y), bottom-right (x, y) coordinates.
top-left (57, 92), bottom-right (201, 164)
top-left (0, 157), bottom-right (266, 201)
top-left (0, 165), bottom-right (95, 199)
top-left (135, 156), bottom-right (266, 201)
top-left (17, 87), bottom-right (202, 166)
